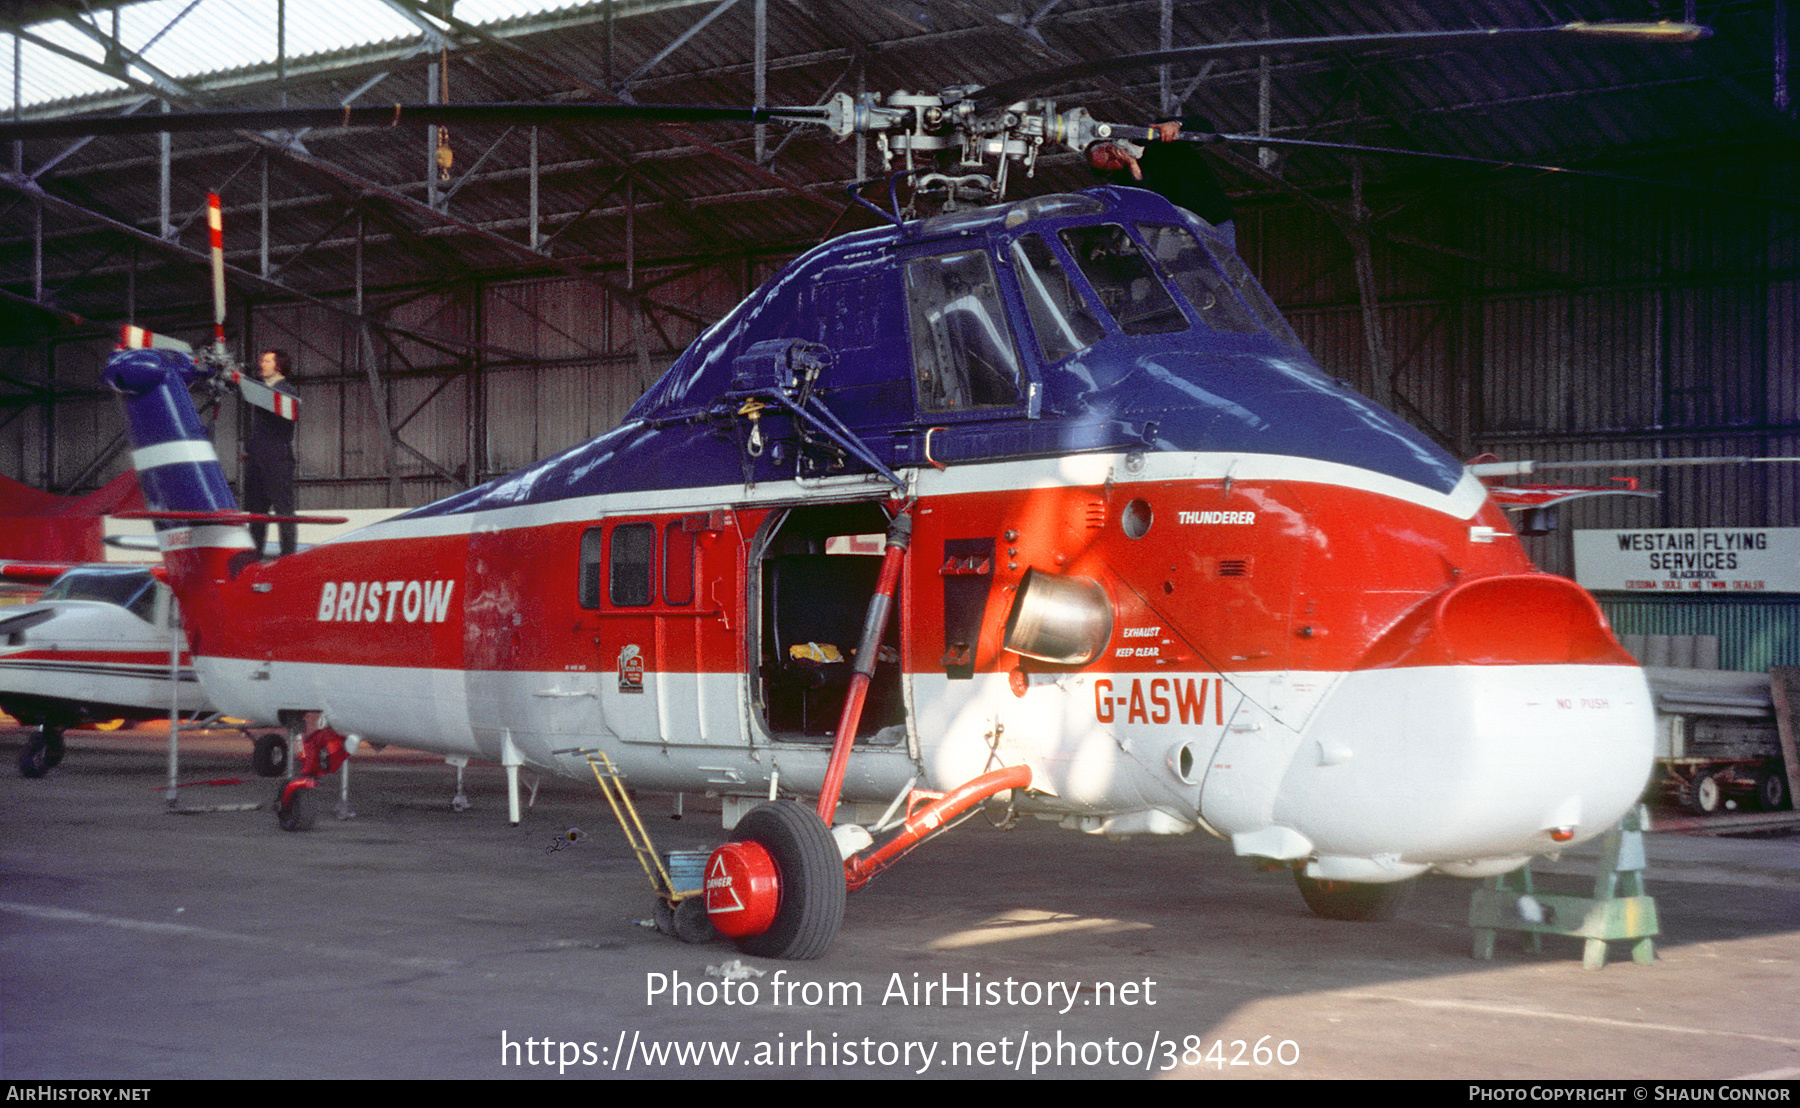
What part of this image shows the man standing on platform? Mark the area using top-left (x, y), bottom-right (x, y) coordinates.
top-left (243, 348), bottom-right (299, 558)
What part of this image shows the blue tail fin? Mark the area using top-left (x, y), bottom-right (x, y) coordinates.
top-left (105, 348), bottom-right (238, 514)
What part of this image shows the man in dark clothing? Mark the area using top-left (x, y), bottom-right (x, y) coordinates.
top-left (1088, 118), bottom-right (1236, 244)
top-left (243, 349), bottom-right (299, 558)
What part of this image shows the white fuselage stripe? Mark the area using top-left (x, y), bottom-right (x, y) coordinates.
top-left (322, 452), bottom-right (1488, 547)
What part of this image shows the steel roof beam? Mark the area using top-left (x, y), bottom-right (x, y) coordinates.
top-left (0, 171), bottom-right (537, 361)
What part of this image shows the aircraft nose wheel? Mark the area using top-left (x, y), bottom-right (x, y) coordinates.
top-left (16, 725), bottom-right (64, 779)
top-left (1293, 870), bottom-right (1414, 921)
top-left (704, 801), bottom-right (845, 960)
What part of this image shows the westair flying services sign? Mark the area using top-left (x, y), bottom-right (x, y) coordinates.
top-left (1574, 528), bottom-right (1800, 594)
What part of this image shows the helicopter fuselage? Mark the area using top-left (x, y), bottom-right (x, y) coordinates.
top-left (108, 186), bottom-right (1652, 885)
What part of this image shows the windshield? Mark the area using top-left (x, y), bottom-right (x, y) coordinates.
top-left (40, 569), bottom-right (158, 622)
top-left (1011, 232), bottom-right (1106, 363)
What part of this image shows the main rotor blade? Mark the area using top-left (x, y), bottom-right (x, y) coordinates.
top-left (1200, 131), bottom-right (1583, 174)
top-left (0, 101), bottom-right (832, 143)
top-left (1194, 132), bottom-right (1800, 211)
top-left (972, 21), bottom-right (1709, 105)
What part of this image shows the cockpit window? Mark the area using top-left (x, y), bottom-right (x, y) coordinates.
top-left (1057, 224), bottom-right (1187, 336)
top-left (1010, 233), bottom-right (1106, 363)
top-left (905, 249), bottom-right (1024, 412)
top-left (1135, 223), bottom-right (1261, 334)
top-left (1194, 229), bottom-right (1302, 347)
top-left (40, 569), bottom-right (158, 623)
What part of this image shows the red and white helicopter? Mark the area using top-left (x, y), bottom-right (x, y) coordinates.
top-left (16, 20), bottom-right (1709, 959)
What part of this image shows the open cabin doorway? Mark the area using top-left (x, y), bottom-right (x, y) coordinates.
top-left (753, 500), bottom-right (907, 747)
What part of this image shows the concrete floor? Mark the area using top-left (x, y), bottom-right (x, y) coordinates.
top-left (3, 726), bottom-right (1798, 1080)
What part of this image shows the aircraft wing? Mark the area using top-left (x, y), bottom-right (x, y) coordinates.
top-left (0, 607), bottom-right (57, 638)
top-left (0, 561), bottom-right (77, 585)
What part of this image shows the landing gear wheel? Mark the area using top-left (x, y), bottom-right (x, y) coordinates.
top-left (251, 732), bottom-right (288, 778)
top-left (1294, 871), bottom-right (1414, 921)
top-left (276, 785), bottom-right (316, 832)
top-left (726, 801), bottom-right (845, 960)
top-left (1679, 769), bottom-right (1723, 816)
top-left (17, 736), bottom-right (49, 779)
top-left (1754, 765), bottom-right (1791, 812)
top-left (17, 725), bottom-right (62, 778)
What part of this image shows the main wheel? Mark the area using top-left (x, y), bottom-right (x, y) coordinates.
top-left (251, 732), bottom-right (288, 778)
top-left (1679, 769), bottom-right (1723, 815)
top-left (1294, 870), bottom-right (1414, 922)
top-left (724, 801), bottom-right (845, 960)
top-left (1754, 765), bottom-right (1791, 811)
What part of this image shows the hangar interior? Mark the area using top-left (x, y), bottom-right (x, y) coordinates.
top-left (0, 0), bottom-right (1795, 660)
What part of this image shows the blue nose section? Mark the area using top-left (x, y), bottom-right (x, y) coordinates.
top-left (104, 347), bottom-right (237, 514)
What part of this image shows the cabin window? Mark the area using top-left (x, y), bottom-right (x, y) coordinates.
top-left (1135, 223), bottom-right (1260, 334)
top-left (905, 249), bottom-right (1023, 412)
top-left (610, 523), bottom-right (655, 607)
top-left (664, 521), bottom-right (696, 606)
top-left (1011, 233), bottom-right (1106, 362)
top-left (578, 527), bottom-right (605, 608)
top-left (1058, 223), bottom-right (1187, 336)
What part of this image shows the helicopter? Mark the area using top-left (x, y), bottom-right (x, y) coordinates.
top-left (30, 18), bottom-right (1711, 959)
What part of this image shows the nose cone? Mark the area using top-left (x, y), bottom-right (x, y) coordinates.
top-left (1274, 575), bottom-right (1655, 868)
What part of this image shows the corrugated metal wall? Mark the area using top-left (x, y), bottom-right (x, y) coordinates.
top-left (1601, 597), bottom-right (1800, 671)
top-left (1257, 148), bottom-right (1799, 585)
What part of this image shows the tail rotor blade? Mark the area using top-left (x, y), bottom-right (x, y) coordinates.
top-left (208, 192), bottom-right (226, 352)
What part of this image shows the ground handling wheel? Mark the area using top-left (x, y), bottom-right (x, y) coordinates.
top-left (1678, 768), bottom-right (1724, 816)
top-left (704, 801), bottom-right (844, 960)
top-left (1754, 764), bottom-right (1791, 811)
top-left (655, 896), bottom-right (719, 945)
top-left (1294, 870), bottom-right (1415, 922)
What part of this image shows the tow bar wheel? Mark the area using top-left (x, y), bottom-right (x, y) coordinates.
top-left (705, 801), bottom-right (845, 960)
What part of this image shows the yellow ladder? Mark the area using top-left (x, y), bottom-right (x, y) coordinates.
top-left (583, 750), bottom-right (681, 903)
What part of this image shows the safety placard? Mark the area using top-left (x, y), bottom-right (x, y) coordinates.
top-left (1573, 528), bottom-right (1800, 594)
